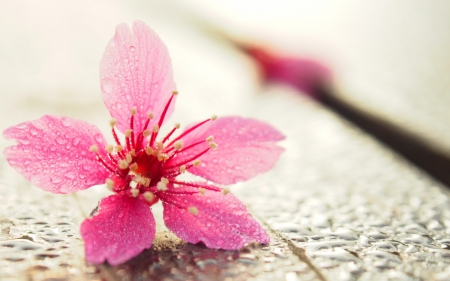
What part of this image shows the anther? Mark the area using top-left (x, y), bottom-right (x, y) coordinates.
top-left (89, 144), bottom-right (99, 153)
top-left (143, 129), bottom-right (151, 137)
top-left (161, 177), bottom-right (169, 184)
top-left (206, 135), bottom-right (214, 142)
top-left (193, 159), bottom-right (201, 167)
top-left (188, 206), bottom-right (198, 216)
top-left (131, 107), bottom-right (137, 116)
top-left (130, 189), bottom-right (139, 198)
top-left (180, 165), bottom-right (186, 173)
top-left (209, 142), bottom-right (218, 150)
top-left (126, 154), bottom-right (133, 163)
top-left (174, 123), bottom-right (180, 129)
top-left (143, 177), bottom-right (151, 187)
top-left (210, 115), bottom-right (217, 121)
top-left (105, 145), bottom-right (114, 154)
top-left (116, 145), bottom-right (123, 152)
top-left (158, 153), bottom-right (168, 161)
top-left (129, 163), bottom-right (138, 171)
top-left (118, 160), bottom-right (129, 169)
top-left (148, 112), bottom-right (154, 119)
top-left (156, 141), bottom-right (163, 150)
top-left (153, 124), bottom-right (159, 133)
top-left (109, 119), bottom-right (117, 127)
top-left (172, 90), bottom-right (179, 95)
top-left (130, 149), bottom-right (136, 156)
top-left (125, 129), bottom-right (133, 137)
top-left (174, 140), bottom-right (183, 150)
top-left (106, 178), bottom-right (114, 191)
top-left (157, 181), bottom-right (168, 191)
top-left (199, 188), bottom-right (206, 196)
top-left (222, 187), bottom-right (230, 195)
top-left (143, 191), bottom-right (155, 202)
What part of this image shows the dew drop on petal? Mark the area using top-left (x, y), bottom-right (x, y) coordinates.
top-left (129, 45), bottom-right (136, 52)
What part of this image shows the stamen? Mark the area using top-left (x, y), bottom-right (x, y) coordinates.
top-left (143, 129), bottom-right (151, 137)
top-left (166, 118), bottom-right (213, 148)
top-left (148, 112), bottom-right (154, 119)
top-left (153, 124), bottom-right (159, 133)
top-left (199, 187), bottom-right (206, 195)
top-left (125, 129), bottom-right (133, 137)
top-left (156, 141), bottom-right (163, 150)
top-left (130, 189), bottom-right (139, 198)
top-left (180, 165), bottom-right (186, 173)
top-left (89, 144), bottom-right (99, 153)
top-left (143, 177), bottom-right (151, 187)
top-left (116, 145), bottom-right (123, 152)
top-left (222, 187), bottom-right (230, 195)
top-left (193, 159), bottom-right (201, 167)
top-left (188, 206), bottom-right (198, 216)
top-left (143, 191), bottom-right (154, 202)
top-left (175, 123), bottom-right (180, 129)
top-left (174, 140), bottom-right (183, 150)
top-left (126, 154), bottom-right (133, 163)
top-left (172, 90), bottom-right (179, 95)
top-left (157, 181), bottom-right (168, 191)
top-left (118, 160), bottom-right (129, 169)
top-left (129, 163), bottom-right (138, 171)
top-left (105, 145), bottom-right (114, 154)
top-left (106, 178), bottom-right (114, 191)
top-left (206, 135), bottom-right (214, 142)
top-left (131, 107), bottom-right (137, 116)
top-left (109, 119), bottom-right (117, 127)
top-left (145, 146), bottom-right (154, 155)
top-left (211, 115), bottom-right (217, 121)
top-left (161, 177), bottom-right (169, 184)
top-left (209, 142), bottom-right (218, 150)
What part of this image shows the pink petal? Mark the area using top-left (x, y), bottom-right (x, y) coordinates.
top-left (3, 115), bottom-right (108, 194)
top-left (160, 189), bottom-right (269, 249)
top-left (100, 20), bottom-right (176, 133)
top-left (80, 195), bottom-right (156, 265)
top-left (168, 116), bottom-right (285, 184)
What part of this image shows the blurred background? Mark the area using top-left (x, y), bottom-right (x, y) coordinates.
top-left (1, 0), bottom-right (450, 180)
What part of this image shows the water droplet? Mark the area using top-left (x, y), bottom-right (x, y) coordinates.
top-left (129, 46), bottom-right (136, 52)
top-left (60, 117), bottom-right (71, 127)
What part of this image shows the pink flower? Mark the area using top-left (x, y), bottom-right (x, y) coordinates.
top-left (3, 21), bottom-right (284, 265)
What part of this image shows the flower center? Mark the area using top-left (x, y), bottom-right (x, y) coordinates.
top-left (89, 92), bottom-right (218, 203)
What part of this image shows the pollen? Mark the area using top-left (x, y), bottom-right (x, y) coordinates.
top-left (199, 187), bottom-right (206, 195)
top-left (89, 144), bottom-right (98, 153)
top-left (143, 129), bottom-right (151, 137)
top-left (172, 90), bottom-right (179, 95)
top-left (153, 124), bottom-right (159, 133)
top-left (222, 187), bottom-right (230, 195)
top-left (206, 135), bottom-right (214, 142)
top-left (143, 191), bottom-right (154, 202)
top-left (174, 140), bottom-right (183, 150)
top-left (209, 142), bottom-right (218, 150)
top-left (130, 189), bottom-right (139, 198)
top-left (125, 129), bottom-right (133, 137)
top-left (109, 118), bottom-right (117, 127)
top-left (105, 144), bottom-right (114, 154)
top-left (193, 159), bottom-right (201, 167)
top-left (188, 206), bottom-right (199, 216)
top-left (148, 112), bottom-right (154, 119)
top-left (143, 177), bottom-right (151, 187)
top-left (131, 107), bottom-right (137, 116)
top-left (156, 141), bottom-right (163, 150)
top-left (157, 181), bottom-right (168, 191)
top-left (118, 160), bottom-right (129, 169)
top-left (210, 115), bottom-right (217, 121)
top-left (161, 177), bottom-right (169, 184)
top-left (116, 145), bottom-right (123, 152)
top-left (180, 165), bottom-right (186, 173)
top-left (129, 163), bottom-right (138, 171)
top-left (174, 123), bottom-right (180, 129)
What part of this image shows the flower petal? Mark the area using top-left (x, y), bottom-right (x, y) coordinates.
top-left (168, 116), bottom-right (284, 184)
top-left (100, 20), bottom-right (176, 133)
top-left (80, 195), bottom-right (156, 265)
top-left (3, 115), bottom-right (108, 194)
top-left (159, 189), bottom-right (269, 249)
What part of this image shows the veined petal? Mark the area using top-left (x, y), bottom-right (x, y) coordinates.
top-left (3, 115), bottom-right (108, 194)
top-left (80, 195), bottom-right (156, 266)
top-left (160, 189), bottom-right (269, 250)
top-left (168, 116), bottom-right (284, 184)
top-left (100, 20), bottom-right (176, 133)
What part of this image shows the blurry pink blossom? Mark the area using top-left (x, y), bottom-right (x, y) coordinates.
top-left (246, 46), bottom-right (332, 98)
top-left (3, 21), bottom-right (284, 265)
